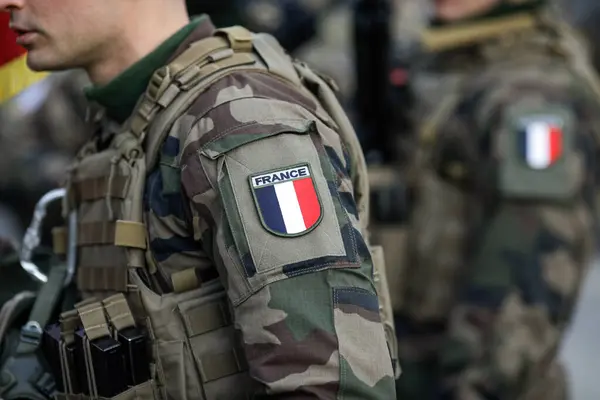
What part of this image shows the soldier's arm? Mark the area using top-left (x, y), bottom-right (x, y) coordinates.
top-left (439, 88), bottom-right (598, 398)
top-left (179, 90), bottom-right (396, 398)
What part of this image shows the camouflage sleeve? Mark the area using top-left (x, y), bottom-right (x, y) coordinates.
top-left (178, 72), bottom-right (396, 398)
top-left (439, 88), bottom-right (598, 399)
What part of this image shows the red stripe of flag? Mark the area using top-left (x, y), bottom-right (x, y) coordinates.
top-left (293, 178), bottom-right (320, 229)
top-left (0, 13), bottom-right (26, 66)
top-left (549, 125), bottom-right (562, 163)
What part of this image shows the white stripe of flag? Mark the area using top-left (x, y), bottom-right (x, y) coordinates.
top-left (273, 181), bottom-right (306, 234)
top-left (525, 121), bottom-right (562, 170)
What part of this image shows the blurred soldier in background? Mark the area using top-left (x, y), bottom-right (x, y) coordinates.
top-left (561, 0), bottom-right (600, 72)
top-left (375, 0), bottom-right (600, 399)
top-left (0, 70), bottom-right (91, 243)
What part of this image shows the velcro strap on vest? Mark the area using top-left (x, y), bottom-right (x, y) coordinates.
top-left (76, 301), bottom-right (111, 341)
top-left (129, 28), bottom-right (258, 140)
top-left (78, 221), bottom-right (115, 246)
top-left (171, 268), bottom-right (199, 293)
top-left (215, 26), bottom-right (253, 52)
top-left (52, 226), bottom-right (67, 255)
top-left (73, 176), bottom-right (128, 202)
top-left (172, 267), bottom-right (220, 294)
top-left (59, 309), bottom-right (80, 345)
top-left (77, 221), bottom-right (146, 249)
top-left (181, 300), bottom-right (231, 337)
top-left (129, 36), bottom-right (231, 138)
top-left (101, 293), bottom-right (136, 332)
top-left (114, 220), bottom-right (147, 249)
top-left (166, 37), bottom-right (229, 78)
top-left (73, 297), bottom-right (100, 309)
top-left (198, 348), bottom-right (248, 383)
top-left (180, 53), bottom-right (255, 91)
top-left (77, 266), bottom-right (129, 292)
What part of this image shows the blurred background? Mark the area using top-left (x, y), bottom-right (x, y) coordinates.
top-left (1, 0), bottom-right (600, 398)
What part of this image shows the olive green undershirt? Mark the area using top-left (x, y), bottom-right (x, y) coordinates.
top-left (85, 16), bottom-right (205, 124)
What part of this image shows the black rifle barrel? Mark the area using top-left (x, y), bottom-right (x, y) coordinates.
top-left (353, 0), bottom-right (392, 161)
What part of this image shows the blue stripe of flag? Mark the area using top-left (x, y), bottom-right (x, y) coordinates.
top-left (254, 185), bottom-right (286, 234)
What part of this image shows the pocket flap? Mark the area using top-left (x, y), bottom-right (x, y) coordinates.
top-left (200, 120), bottom-right (314, 159)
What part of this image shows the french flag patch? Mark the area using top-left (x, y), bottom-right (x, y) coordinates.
top-left (250, 164), bottom-right (323, 237)
top-left (518, 119), bottom-right (563, 170)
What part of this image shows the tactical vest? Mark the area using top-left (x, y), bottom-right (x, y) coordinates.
top-left (49, 26), bottom-right (398, 400)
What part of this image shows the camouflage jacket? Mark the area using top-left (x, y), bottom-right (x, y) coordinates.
top-left (396, 15), bottom-right (600, 400)
top-left (81, 18), bottom-right (396, 398)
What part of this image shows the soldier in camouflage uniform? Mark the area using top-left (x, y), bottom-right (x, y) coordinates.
top-left (0, 0), bottom-right (397, 398)
top-left (386, 0), bottom-right (600, 399)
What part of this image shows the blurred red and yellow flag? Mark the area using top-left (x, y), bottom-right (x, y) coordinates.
top-left (0, 12), bottom-right (47, 102)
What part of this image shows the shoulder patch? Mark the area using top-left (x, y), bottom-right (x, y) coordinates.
top-left (498, 104), bottom-right (580, 200)
top-left (215, 128), bottom-right (353, 305)
top-left (516, 115), bottom-right (564, 170)
top-left (249, 163), bottom-right (323, 237)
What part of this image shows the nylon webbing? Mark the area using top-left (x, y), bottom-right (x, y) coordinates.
top-left (181, 301), bottom-right (231, 337)
top-left (17, 263), bottom-right (67, 354)
top-left (171, 268), bottom-right (198, 293)
top-left (76, 301), bottom-right (111, 341)
top-left (102, 293), bottom-right (136, 332)
top-left (52, 226), bottom-right (67, 255)
top-left (198, 348), bottom-right (247, 383)
top-left (73, 175), bottom-right (129, 202)
top-left (114, 220), bottom-right (147, 249)
top-left (77, 221), bottom-right (116, 246)
top-left (59, 309), bottom-right (79, 345)
top-left (77, 266), bottom-right (129, 292)
top-left (127, 36), bottom-right (232, 139)
top-left (166, 36), bottom-right (229, 77)
top-left (0, 291), bottom-right (35, 343)
top-left (178, 53), bottom-right (255, 91)
top-left (215, 26), bottom-right (254, 52)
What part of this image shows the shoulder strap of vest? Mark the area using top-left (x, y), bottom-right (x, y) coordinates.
top-left (292, 62), bottom-right (371, 234)
top-left (138, 27), bottom-right (310, 173)
top-left (129, 27), bottom-right (254, 148)
top-left (117, 25), bottom-right (284, 174)
top-left (0, 292), bottom-right (35, 350)
top-left (421, 12), bottom-right (537, 53)
top-left (119, 24), bottom-right (371, 238)
top-left (0, 263), bottom-right (65, 400)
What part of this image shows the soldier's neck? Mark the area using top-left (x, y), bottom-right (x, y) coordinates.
top-left (86, 8), bottom-right (190, 85)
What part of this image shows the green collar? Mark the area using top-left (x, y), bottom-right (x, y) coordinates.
top-left (85, 16), bottom-right (205, 124)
